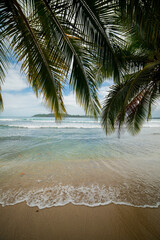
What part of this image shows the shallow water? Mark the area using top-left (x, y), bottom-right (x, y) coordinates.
top-left (0, 117), bottom-right (160, 209)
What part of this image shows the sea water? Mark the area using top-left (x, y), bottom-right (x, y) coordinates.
top-left (0, 117), bottom-right (160, 209)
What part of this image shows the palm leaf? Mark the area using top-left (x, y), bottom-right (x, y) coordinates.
top-left (28, 0), bottom-right (102, 116)
top-left (0, 0), bottom-right (66, 118)
top-left (70, 0), bottom-right (127, 83)
top-left (102, 60), bottom-right (160, 134)
top-left (123, 61), bottom-right (160, 108)
top-left (125, 82), bottom-right (159, 134)
top-left (0, 33), bottom-right (9, 110)
top-left (119, 0), bottom-right (160, 49)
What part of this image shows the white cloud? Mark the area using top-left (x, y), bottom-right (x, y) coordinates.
top-left (1, 91), bottom-right (85, 117)
top-left (64, 93), bottom-right (85, 115)
top-left (152, 100), bottom-right (160, 117)
top-left (0, 63), bottom-right (85, 116)
top-left (2, 64), bottom-right (28, 91)
top-left (98, 85), bottom-right (111, 108)
top-left (98, 85), bottom-right (111, 99)
top-left (1, 91), bottom-right (49, 116)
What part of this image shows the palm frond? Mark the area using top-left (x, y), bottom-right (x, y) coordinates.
top-left (125, 82), bottom-right (159, 134)
top-left (0, 0), bottom-right (67, 118)
top-left (0, 33), bottom-right (8, 85)
top-left (123, 61), bottom-right (160, 108)
top-left (102, 60), bottom-right (160, 134)
top-left (0, 86), bottom-right (3, 110)
top-left (67, 0), bottom-right (127, 83)
top-left (0, 32), bottom-right (9, 111)
top-left (29, 0), bottom-right (102, 116)
top-left (101, 83), bottom-right (130, 134)
top-left (119, 0), bottom-right (160, 49)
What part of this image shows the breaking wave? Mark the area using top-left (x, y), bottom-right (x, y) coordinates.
top-left (0, 184), bottom-right (160, 209)
top-left (0, 124), bottom-right (101, 129)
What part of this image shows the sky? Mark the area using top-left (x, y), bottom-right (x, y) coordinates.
top-left (0, 63), bottom-right (111, 117)
top-left (1, 63), bottom-right (160, 117)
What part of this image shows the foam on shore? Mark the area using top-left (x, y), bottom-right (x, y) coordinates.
top-left (0, 184), bottom-right (160, 209)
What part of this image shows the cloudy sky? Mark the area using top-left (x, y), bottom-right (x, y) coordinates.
top-left (1, 63), bottom-right (160, 117)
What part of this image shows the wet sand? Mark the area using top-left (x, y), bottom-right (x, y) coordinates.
top-left (0, 203), bottom-right (160, 240)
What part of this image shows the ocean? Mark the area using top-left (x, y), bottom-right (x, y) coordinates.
top-left (0, 117), bottom-right (160, 209)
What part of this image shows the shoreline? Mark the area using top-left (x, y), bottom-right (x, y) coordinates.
top-left (1, 200), bottom-right (160, 209)
top-left (0, 203), bottom-right (160, 240)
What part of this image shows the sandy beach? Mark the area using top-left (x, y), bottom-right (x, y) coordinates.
top-left (1, 118), bottom-right (160, 240)
top-left (0, 203), bottom-right (160, 240)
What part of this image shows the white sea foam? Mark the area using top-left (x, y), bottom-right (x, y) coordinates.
top-left (31, 120), bottom-right (55, 123)
top-left (1, 118), bottom-right (160, 129)
top-left (0, 118), bottom-right (19, 121)
top-left (0, 184), bottom-right (160, 209)
top-left (1, 124), bottom-right (101, 129)
top-left (31, 120), bottom-right (98, 123)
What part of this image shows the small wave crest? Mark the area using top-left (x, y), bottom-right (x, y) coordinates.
top-left (0, 124), bottom-right (101, 129)
top-left (0, 118), bottom-right (20, 121)
top-left (0, 184), bottom-right (159, 209)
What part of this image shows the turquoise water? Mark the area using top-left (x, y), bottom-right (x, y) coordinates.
top-left (0, 117), bottom-right (160, 209)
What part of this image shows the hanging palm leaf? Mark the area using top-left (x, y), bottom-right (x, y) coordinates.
top-left (102, 61), bottom-right (160, 134)
top-left (0, 0), bottom-right (68, 118)
top-left (0, 34), bottom-right (8, 110)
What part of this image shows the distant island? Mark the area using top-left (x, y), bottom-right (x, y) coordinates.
top-left (32, 114), bottom-right (160, 119)
top-left (32, 113), bottom-right (92, 118)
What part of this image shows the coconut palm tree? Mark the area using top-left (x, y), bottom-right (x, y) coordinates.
top-left (0, 0), bottom-right (126, 118)
top-left (102, 0), bottom-right (160, 135)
